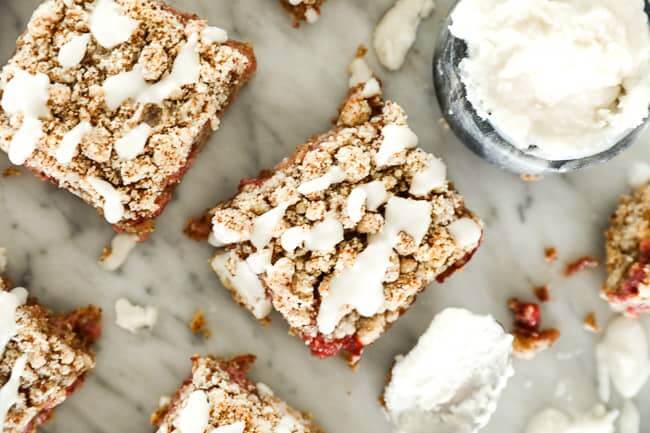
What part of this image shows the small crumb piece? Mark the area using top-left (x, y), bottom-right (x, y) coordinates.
top-left (115, 298), bottom-right (157, 333)
top-left (533, 285), bottom-right (551, 303)
top-left (184, 214), bottom-right (212, 241)
top-left (189, 309), bottom-right (211, 339)
top-left (520, 174), bottom-right (542, 182)
top-left (544, 247), bottom-right (557, 263)
top-left (2, 167), bottom-right (22, 177)
top-left (508, 298), bottom-right (560, 359)
top-left (565, 256), bottom-right (599, 276)
top-left (99, 233), bottom-right (138, 271)
top-left (584, 312), bottom-right (600, 333)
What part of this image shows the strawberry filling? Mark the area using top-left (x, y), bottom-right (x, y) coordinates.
top-left (305, 334), bottom-right (364, 359)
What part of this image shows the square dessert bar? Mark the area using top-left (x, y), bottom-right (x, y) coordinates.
top-left (604, 181), bottom-right (650, 315)
top-left (195, 55), bottom-right (483, 364)
top-left (151, 355), bottom-right (322, 433)
top-left (280, 0), bottom-right (326, 26)
top-left (0, 253), bottom-right (101, 433)
top-left (0, 0), bottom-right (256, 239)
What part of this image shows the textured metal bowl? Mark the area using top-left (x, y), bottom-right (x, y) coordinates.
top-left (433, 1), bottom-right (650, 175)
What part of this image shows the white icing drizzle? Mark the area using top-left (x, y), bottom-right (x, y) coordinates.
top-left (58, 33), bottom-right (90, 68)
top-left (297, 166), bottom-right (346, 195)
top-left (56, 121), bottom-right (92, 164)
top-left (87, 176), bottom-right (125, 224)
top-left (114, 298), bottom-right (157, 333)
top-left (0, 355), bottom-right (27, 431)
top-left (1, 69), bottom-right (50, 165)
top-left (114, 123), bottom-right (152, 160)
top-left (304, 8), bottom-right (320, 24)
top-left (251, 203), bottom-right (290, 250)
top-left (102, 33), bottom-right (201, 110)
top-left (275, 415), bottom-right (299, 433)
top-left (346, 181), bottom-right (389, 224)
top-left (376, 124), bottom-right (419, 167)
top-left (202, 26), bottom-right (228, 44)
top-left (89, 0), bottom-right (139, 49)
top-left (210, 223), bottom-right (247, 247)
top-left (348, 57), bottom-right (374, 88)
top-left (245, 249), bottom-right (272, 275)
top-left (280, 217), bottom-right (344, 254)
top-left (174, 390), bottom-right (209, 433)
top-left (99, 233), bottom-right (138, 271)
top-left (0, 287), bottom-right (28, 357)
top-left (360, 78), bottom-right (381, 98)
top-left (447, 217), bottom-right (482, 250)
top-left (409, 156), bottom-right (447, 196)
top-left (210, 422), bottom-right (245, 433)
top-left (317, 197), bottom-right (431, 334)
top-left (211, 253), bottom-right (272, 319)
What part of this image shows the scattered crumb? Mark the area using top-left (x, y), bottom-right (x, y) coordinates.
top-left (533, 285), bottom-right (551, 303)
top-left (565, 256), bottom-right (599, 276)
top-left (183, 214), bottom-right (212, 241)
top-left (356, 44), bottom-right (368, 58)
top-left (508, 298), bottom-right (560, 359)
top-left (99, 234), bottom-right (138, 271)
top-left (189, 309), bottom-right (211, 339)
top-left (520, 173), bottom-right (542, 182)
top-left (544, 247), bottom-right (558, 263)
top-left (115, 298), bottom-right (158, 333)
top-left (583, 312), bottom-right (600, 333)
top-left (2, 167), bottom-right (21, 177)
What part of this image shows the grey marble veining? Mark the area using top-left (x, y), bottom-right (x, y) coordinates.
top-left (0, 1), bottom-right (649, 432)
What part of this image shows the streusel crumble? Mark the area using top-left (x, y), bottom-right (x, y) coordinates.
top-left (189, 52), bottom-right (483, 364)
top-left (0, 0), bottom-right (256, 239)
top-left (151, 355), bottom-right (322, 433)
top-left (0, 249), bottom-right (101, 433)
top-left (280, 0), bottom-right (326, 26)
top-left (604, 181), bottom-right (650, 315)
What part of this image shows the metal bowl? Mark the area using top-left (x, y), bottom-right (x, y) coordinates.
top-left (433, 1), bottom-right (650, 175)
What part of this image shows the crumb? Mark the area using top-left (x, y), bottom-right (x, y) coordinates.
top-left (565, 256), bottom-right (599, 276)
top-left (544, 247), bottom-right (558, 263)
top-left (520, 174), bottom-right (542, 182)
top-left (2, 167), bottom-right (22, 177)
top-left (356, 44), bottom-right (368, 58)
top-left (533, 285), bottom-right (551, 303)
top-left (508, 298), bottom-right (560, 359)
top-left (189, 309), bottom-right (211, 339)
top-left (184, 214), bottom-right (212, 241)
top-left (583, 312), bottom-right (600, 333)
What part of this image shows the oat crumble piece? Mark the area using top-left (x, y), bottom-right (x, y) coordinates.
top-left (584, 312), bottom-right (600, 333)
top-left (194, 53), bottom-right (483, 365)
top-left (0, 251), bottom-right (101, 433)
top-left (533, 285), bottom-right (550, 303)
top-left (1, 167), bottom-right (21, 178)
top-left (565, 256), bottom-right (599, 276)
top-left (603, 182), bottom-right (650, 315)
top-left (508, 298), bottom-right (559, 360)
top-left (0, 0), bottom-right (256, 240)
top-left (280, 0), bottom-right (326, 27)
top-left (544, 247), bottom-right (557, 263)
top-left (151, 355), bottom-right (322, 433)
top-left (189, 309), bottom-right (211, 339)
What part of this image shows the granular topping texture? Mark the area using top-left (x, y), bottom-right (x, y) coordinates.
top-left (0, 0), bottom-right (255, 237)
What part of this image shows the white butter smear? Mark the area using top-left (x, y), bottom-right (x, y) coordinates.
top-left (374, 0), bottom-right (435, 71)
top-left (317, 196), bottom-right (431, 334)
top-left (384, 308), bottom-right (514, 433)
top-left (450, 0), bottom-right (650, 160)
top-left (1, 69), bottom-right (51, 165)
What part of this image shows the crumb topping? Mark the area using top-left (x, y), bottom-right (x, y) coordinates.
top-left (0, 0), bottom-right (254, 231)
top-left (152, 356), bottom-right (321, 433)
top-left (508, 298), bottom-right (560, 360)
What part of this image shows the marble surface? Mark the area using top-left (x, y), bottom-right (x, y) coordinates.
top-left (0, 0), bottom-right (649, 432)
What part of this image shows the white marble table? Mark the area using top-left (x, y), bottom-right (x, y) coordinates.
top-left (0, 1), bottom-right (649, 432)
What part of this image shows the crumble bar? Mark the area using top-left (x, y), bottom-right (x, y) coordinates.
top-left (191, 53), bottom-right (483, 364)
top-left (0, 251), bottom-right (101, 433)
top-left (151, 355), bottom-right (322, 433)
top-left (0, 0), bottom-right (256, 239)
top-left (280, 0), bottom-right (326, 26)
top-left (604, 182), bottom-right (650, 315)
